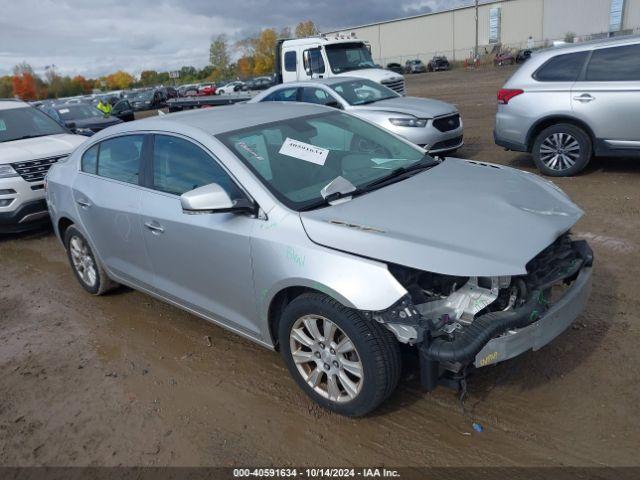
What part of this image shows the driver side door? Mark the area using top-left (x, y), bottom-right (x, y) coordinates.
top-left (138, 133), bottom-right (260, 337)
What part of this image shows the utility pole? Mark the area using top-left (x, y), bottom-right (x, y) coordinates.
top-left (474, 0), bottom-right (479, 59)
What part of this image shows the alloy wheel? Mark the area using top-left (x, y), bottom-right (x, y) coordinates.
top-left (289, 314), bottom-right (364, 403)
top-left (539, 132), bottom-right (581, 171)
top-left (69, 235), bottom-right (97, 287)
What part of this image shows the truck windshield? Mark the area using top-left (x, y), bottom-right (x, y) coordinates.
top-left (325, 42), bottom-right (376, 74)
top-left (0, 106), bottom-right (66, 143)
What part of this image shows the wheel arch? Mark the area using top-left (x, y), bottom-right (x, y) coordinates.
top-left (57, 216), bottom-right (75, 243)
top-left (526, 115), bottom-right (595, 152)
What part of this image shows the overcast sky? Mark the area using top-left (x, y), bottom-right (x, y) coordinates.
top-left (0, 0), bottom-right (470, 78)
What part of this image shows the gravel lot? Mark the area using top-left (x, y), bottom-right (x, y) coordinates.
top-left (1, 66), bottom-right (639, 467)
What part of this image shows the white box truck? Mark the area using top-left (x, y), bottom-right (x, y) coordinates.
top-left (275, 34), bottom-right (405, 94)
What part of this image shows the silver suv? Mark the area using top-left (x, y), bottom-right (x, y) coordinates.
top-left (494, 36), bottom-right (640, 176)
top-left (47, 103), bottom-right (593, 416)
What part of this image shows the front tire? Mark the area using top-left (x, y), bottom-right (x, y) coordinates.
top-left (64, 226), bottom-right (117, 295)
top-left (532, 123), bottom-right (592, 176)
top-left (279, 293), bottom-right (401, 417)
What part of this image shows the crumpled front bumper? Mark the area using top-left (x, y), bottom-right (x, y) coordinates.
top-left (474, 264), bottom-right (593, 368)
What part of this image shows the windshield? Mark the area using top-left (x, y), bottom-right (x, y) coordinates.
top-left (218, 111), bottom-right (431, 211)
top-left (0, 106), bottom-right (66, 143)
top-left (134, 91), bottom-right (153, 100)
top-left (330, 79), bottom-right (398, 106)
top-left (324, 42), bottom-right (376, 74)
top-left (56, 105), bottom-right (104, 120)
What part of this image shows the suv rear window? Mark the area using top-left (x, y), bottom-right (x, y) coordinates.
top-left (586, 44), bottom-right (640, 81)
top-left (533, 51), bottom-right (588, 82)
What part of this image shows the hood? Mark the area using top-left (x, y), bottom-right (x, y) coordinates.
top-left (353, 96), bottom-right (456, 119)
top-left (0, 134), bottom-right (87, 165)
top-left (300, 158), bottom-right (583, 277)
top-left (336, 68), bottom-right (403, 84)
top-left (73, 116), bottom-right (122, 130)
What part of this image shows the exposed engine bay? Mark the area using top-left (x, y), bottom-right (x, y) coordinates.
top-left (364, 233), bottom-right (594, 391)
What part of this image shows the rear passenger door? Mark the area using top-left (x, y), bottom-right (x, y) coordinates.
top-left (138, 134), bottom-right (259, 337)
top-left (72, 134), bottom-right (154, 286)
top-left (572, 43), bottom-right (640, 149)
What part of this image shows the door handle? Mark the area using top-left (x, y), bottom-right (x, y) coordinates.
top-left (573, 93), bottom-right (595, 102)
top-left (76, 199), bottom-right (92, 208)
top-left (144, 221), bottom-right (165, 234)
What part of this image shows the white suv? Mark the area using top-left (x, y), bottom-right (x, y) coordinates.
top-left (0, 99), bottom-right (87, 233)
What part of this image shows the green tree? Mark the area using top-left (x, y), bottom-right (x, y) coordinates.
top-left (209, 34), bottom-right (233, 80)
top-left (140, 70), bottom-right (159, 86)
top-left (0, 75), bottom-right (14, 97)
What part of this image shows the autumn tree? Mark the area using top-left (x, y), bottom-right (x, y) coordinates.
top-left (236, 56), bottom-right (254, 78)
top-left (72, 75), bottom-right (93, 94)
top-left (140, 70), bottom-right (159, 86)
top-left (295, 20), bottom-right (319, 38)
top-left (106, 70), bottom-right (134, 90)
top-left (0, 76), bottom-right (13, 97)
top-left (12, 73), bottom-right (37, 100)
top-left (252, 28), bottom-right (277, 75)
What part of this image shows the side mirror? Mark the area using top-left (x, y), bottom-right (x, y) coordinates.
top-left (325, 100), bottom-right (342, 110)
top-left (303, 51), bottom-right (312, 76)
top-left (180, 183), bottom-right (255, 214)
top-left (65, 121), bottom-right (76, 129)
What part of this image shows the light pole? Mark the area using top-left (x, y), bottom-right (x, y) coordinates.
top-left (474, 0), bottom-right (479, 60)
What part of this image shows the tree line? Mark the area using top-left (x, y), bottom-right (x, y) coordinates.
top-left (1, 20), bottom-right (319, 101)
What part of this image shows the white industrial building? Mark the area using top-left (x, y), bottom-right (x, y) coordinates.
top-left (326, 0), bottom-right (640, 64)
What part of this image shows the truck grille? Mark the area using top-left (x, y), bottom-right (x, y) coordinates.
top-left (11, 156), bottom-right (65, 183)
top-left (382, 78), bottom-right (405, 95)
top-left (433, 114), bottom-right (460, 132)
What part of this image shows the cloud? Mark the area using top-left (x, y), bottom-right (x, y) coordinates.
top-left (0, 0), bottom-right (468, 78)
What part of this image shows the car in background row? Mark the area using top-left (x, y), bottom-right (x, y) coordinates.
top-left (427, 56), bottom-right (451, 72)
top-left (246, 76), bottom-right (274, 91)
top-left (516, 49), bottom-right (533, 64)
top-left (130, 89), bottom-right (167, 111)
top-left (216, 81), bottom-right (245, 94)
top-left (250, 77), bottom-right (463, 154)
top-left (0, 99), bottom-right (86, 233)
top-left (386, 63), bottom-right (404, 75)
top-left (198, 83), bottom-right (216, 96)
top-left (177, 84), bottom-right (199, 97)
top-left (405, 59), bottom-right (427, 74)
top-left (46, 103), bottom-right (593, 416)
top-left (42, 104), bottom-right (122, 136)
top-left (494, 51), bottom-right (516, 66)
top-left (494, 35), bottom-right (640, 176)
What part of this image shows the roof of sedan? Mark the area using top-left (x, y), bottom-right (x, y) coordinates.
top-left (136, 102), bottom-right (330, 135)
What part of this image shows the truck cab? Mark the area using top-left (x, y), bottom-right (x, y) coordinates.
top-left (276, 35), bottom-right (406, 95)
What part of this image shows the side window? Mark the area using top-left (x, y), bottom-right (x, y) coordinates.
top-left (300, 87), bottom-right (333, 105)
top-left (534, 52), bottom-right (588, 82)
top-left (81, 144), bottom-right (98, 174)
top-left (97, 135), bottom-right (143, 184)
top-left (152, 135), bottom-right (242, 198)
top-left (284, 51), bottom-right (297, 72)
top-left (263, 88), bottom-right (298, 102)
top-left (586, 44), bottom-right (640, 81)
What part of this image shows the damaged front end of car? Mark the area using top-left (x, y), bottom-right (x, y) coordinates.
top-left (362, 233), bottom-right (594, 392)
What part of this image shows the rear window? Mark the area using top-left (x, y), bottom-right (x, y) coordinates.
top-left (94, 135), bottom-right (144, 184)
top-left (533, 51), bottom-right (588, 82)
top-left (586, 44), bottom-right (640, 81)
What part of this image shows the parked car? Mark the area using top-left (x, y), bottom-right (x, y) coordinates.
top-left (130, 89), bottom-right (166, 111)
top-left (110, 99), bottom-right (135, 122)
top-left (427, 55), bottom-right (451, 72)
top-left (198, 83), bottom-right (217, 96)
top-left (494, 36), bottom-right (640, 176)
top-left (386, 63), bottom-right (404, 75)
top-left (42, 104), bottom-right (123, 136)
top-left (250, 77), bottom-right (463, 154)
top-left (0, 99), bottom-right (86, 233)
top-left (46, 102), bottom-right (594, 416)
top-left (246, 76), bottom-right (274, 91)
top-left (494, 51), bottom-right (516, 66)
top-left (404, 59), bottom-right (427, 74)
top-left (216, 81), bottom-right (244, 95)
top-left (177, 84), bottom-right (199, 97)
top-left (516, 49), bottom-right (533, 64)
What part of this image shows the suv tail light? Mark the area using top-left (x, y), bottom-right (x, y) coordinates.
top-left (497, 89), bottom-right (524, 104)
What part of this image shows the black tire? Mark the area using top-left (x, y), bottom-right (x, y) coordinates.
top-left (279, 293), bottom-right (401, 417)
top-left (64, 225), bottom-right (117, 295)
top-left (532, 123), bottom-right (592, 177)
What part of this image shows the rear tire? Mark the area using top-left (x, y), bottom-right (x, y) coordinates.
top-left (532, 123), bottom-right (592, 177)
top-left (279, 293), bottom-right (401, 417)
top-left (64, 225), bottom-right (117, 295)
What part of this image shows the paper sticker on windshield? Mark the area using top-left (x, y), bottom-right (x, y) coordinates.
top-left (0, 119), bottom-right (6, 131)
top-left (279, 137), bottom-right (329, 166)
top-left (59, 108), bottom-right (70, 114)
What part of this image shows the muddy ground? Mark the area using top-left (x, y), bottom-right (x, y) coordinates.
top-left (1, 66), bottom-right (639, 468)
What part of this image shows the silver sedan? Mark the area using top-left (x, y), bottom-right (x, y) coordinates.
top-left (249, 77), bottom-right (464, 154)
top-left (47, 103), bottom-right (592, 416)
